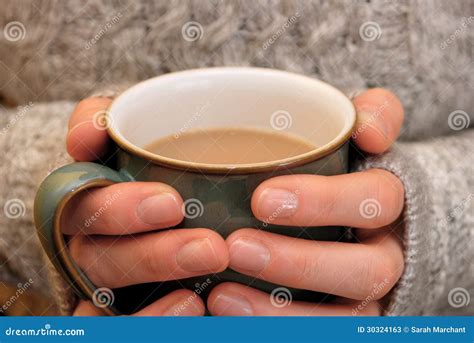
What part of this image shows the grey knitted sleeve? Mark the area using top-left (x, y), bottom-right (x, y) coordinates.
top-left (0, 101), bottom-right (76, 314)
top-left (353, 130), bottom-right (474, 316)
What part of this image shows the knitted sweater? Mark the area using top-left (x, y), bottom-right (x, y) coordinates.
top-left (0, 0), bottom-right (472, 315)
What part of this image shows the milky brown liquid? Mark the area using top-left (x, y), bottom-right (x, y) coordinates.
top-left (144, 127), bottom-right (316, 164)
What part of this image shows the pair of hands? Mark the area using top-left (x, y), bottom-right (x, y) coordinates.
top-left (67, 88), bottom-right (405, 316)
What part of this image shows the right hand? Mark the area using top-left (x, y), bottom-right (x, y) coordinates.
top-left (66, 97), bottom-right (229, 316)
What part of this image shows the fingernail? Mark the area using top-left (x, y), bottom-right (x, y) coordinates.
top-left (137, 193), bottom-right (180, 225)
top-left (176, 238), bottom-right (221, 272)
top-left (256, 188), bottom-right (299, 220)
top-left (229, 238), bottom-right (270, 272)
top-left (211, 293), bottom-right (253, 316)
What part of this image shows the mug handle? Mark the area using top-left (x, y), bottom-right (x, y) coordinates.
top-left (34, 162), bottom-right (133, 315)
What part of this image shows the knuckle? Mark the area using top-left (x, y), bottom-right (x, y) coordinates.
top-left (69, 236), bottom-right (104, 285)
top-left (293, 251), bottom-right (319, 287)
top-left (363, 249), bottom-right (402, 300)
top-left (143, 237), bottom-right (164, 279)
top-left (357, 251), bottom-right (390, 300)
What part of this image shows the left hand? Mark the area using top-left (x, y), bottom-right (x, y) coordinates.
top-left (207, 88), bottom-right (406, 316)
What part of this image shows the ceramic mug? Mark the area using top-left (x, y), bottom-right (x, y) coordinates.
top-left (34, 67), bottom-right (356, 315)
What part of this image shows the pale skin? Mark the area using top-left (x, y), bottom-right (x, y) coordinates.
top-left (67, 88), bottom-right (405, 316)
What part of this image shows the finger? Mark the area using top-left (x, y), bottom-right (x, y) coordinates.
top-left (252, 169), bottom-right (404, 229)
top-left (67, 97), bottom-right (112, 161)
top-left (352, 88), bottom-right (404, 154)
top-left (69, 229), bottom-right (229, 288)
top-left (62, 182), bottom-right (184, 235)
top-left (73, 300), bottom-right (104, 316)
top-left (73, 289), bottom-right (205, 316)
top-left (208, 283), bottom-right (381, 316)
top-left (226, 228), bottom-right (404, 300)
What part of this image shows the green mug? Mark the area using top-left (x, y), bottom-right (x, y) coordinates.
top-left (34, 67), bottom-right (356, 315)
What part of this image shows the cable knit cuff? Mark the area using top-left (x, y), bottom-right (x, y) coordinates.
top-left (352, 130), bottom-right (474, 315)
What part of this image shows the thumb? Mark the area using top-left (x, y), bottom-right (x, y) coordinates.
top-left (351, 88), bottom-right (404, 154)
top-left (66, 97), bottom-right (113, 161)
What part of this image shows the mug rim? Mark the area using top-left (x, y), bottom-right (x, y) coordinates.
top-left (106, 67), bottom-right (356, 175)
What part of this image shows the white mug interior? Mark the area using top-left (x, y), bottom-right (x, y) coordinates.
top-left (108, 67), bottom-right (355, 168)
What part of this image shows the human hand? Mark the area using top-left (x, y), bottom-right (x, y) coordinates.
top-left (66, 98), bottom-right (229, 316)
top-left (207, 88), bottom-right (405, 316)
